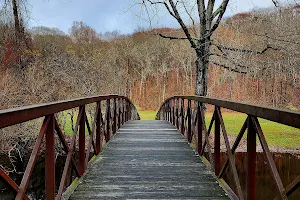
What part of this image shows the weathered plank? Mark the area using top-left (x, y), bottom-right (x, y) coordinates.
top-left (68, 120), bottom-right (229, 199)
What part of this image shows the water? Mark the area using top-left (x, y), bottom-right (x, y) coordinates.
top-left (219, 152), bottom-right (300, 200)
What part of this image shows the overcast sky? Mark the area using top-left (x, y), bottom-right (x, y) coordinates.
top-left (28, 0), bottom-right (275, 34)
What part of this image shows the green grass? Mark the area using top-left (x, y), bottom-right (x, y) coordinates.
top-left (58, 109), bottom-right (300, 149)
top-left (57, 111), bottom-right (93, 135)
top-left (137, 110), bottom-right (300, 149)
top-left (205, 112), bottom-right (300, 149)
top-left (138, 110), bottom-right (157, 120)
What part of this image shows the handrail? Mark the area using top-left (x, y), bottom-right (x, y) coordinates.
top-left (156, 95), bottom-right (300, 200)
top-left (156, 95), bottom-right (300, 128)
top-left (0, 94), bottom-right (140, 200)
top-left (0, 94), bottom-right (136, 129)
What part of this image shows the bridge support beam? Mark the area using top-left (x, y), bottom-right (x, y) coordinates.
top-left (122, 99), bottom-right (125, 124)
top-left (113, 98), bottom-right (117, 134)
top-left (187, 100), bottom-right (192, 142)
top-left (197, 102), bottom-right (202, 154)
top-left (172, 99), bottom-right (175, 125)
top-left (106, 99), bottom-right (111, 142)
top-left (181, 98), bottom-right (184, 135)
top-left (247, 117), bottom-right (256, 200)
top-left (166, 102), bottom-right (169, 121)
top-left (126, 100), bottom-right (130, 121)
top-left (96, 102), bottom-right (102, 154)
top-left (176, 98), bottom-right (179, 129)
top-left (118, 98), bottom-right (121, 129)
top-left (79, 105), bottom-right (86, 176)
top-left (45, 114), bottom-right (55, 200)
top-left (214, 107), bottom-right (221, 176)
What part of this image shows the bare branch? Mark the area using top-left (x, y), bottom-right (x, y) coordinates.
top-left (181, 1), bottom-right (198, 37)
top-left (168, 0), bottom-right (197, 48)
top-left (197, 0), bottom-right (206, 38)
top-left (210, 0), bottom-right (229, 35)
top-left (211, 53), bottom-right (251, 74)
top-left (272, 0), bottom-right (279, 7)
top-left (213, 43), bottom-right (279, 55)
top-left (145, 0), bottom-right (176, 18)
top-left (143, 1), bottom-right (153, 27)
top-left (211, 61), bottom-right (247, 74)
top-left (252, 33), bottom-right (300, 45)
top-left (206, 0), bottom-right (215, 29)
top-left (157, 33), bottom-right (199, 41)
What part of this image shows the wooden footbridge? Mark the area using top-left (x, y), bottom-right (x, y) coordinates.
top-left (0, 95), bottom-right (299, 200)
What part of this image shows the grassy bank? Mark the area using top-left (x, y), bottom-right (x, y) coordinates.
top-left (137, 110), bottom-right (300, 149)
top-left (138, 110), bottom-right (157, 120)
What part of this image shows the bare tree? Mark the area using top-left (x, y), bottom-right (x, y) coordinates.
top-left (138, 0), bottom-right (230, 97)
top-left (7, 0), bottom-right (27, 45)
top-left (70, 21), bottom-right (98, 44)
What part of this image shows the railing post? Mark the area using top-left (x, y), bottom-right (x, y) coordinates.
top-left (79, 105), bottom-right (86, 176)
top-left (113, 98), bottom-right (117, 134)
top-left (164, 103), bottom-right (167, 120)
top-left (247, 116), bottom-right (256, 200)
top-left (118, 98), bottom-right (121, 129)
top-left (122, 99), bottom-right (125, 124)
top-left (45, 114), bottom-right (55, 200)
top-left (187, 100), bottom-right (192, 142)
top-left (168, 101), bottom-right (171, 122)
top-left (214, 107), bottom-right (221, 176)
top-left (170, 100), bottom-right (173, 123)
top-left (170, 100), bottom-right (172, 123)
top-left (172, 99), bottom-right (175, 125)
top-left (124, 100), bottom-right (127, 122)
top-left (166, 102), bottom-right (169, 121)
top-left (106, 99), bottom-right (111, 142)
top-left (165, 102), bottom-right (168, 121)
top-left (129, 103), bottom-right (132, 120)
top-left (166, 102), bottom-right (168, 121)
top-left (181, 98), bottom-right (184, 135)
top-left (126, 100), bottom-right (130, 121)
top-left (176, 98), bottom-right (179, 129)
top-left (169, 101), bottom-right (171, 122)
top-left (96, 102), bottom-right (102, 154)
top-left (197, 102), bottom-right (202, 154)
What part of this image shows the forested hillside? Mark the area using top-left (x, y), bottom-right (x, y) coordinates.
top-left (0, 2), bottom-right (300, 199)
top-left (1, 4), bottom-right (299, 111)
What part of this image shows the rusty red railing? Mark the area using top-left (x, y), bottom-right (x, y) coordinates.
top-left (156, 96), bottom-right (300, 200)
top-left (0, 94), bottom-right (139, 200)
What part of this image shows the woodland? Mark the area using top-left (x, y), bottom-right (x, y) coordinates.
top-left (0, 0), bottom-right (299, 155)
top-left (0, 1), bottom-right (299, 199)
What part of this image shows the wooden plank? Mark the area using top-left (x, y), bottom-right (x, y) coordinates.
top-left (68, 120), bottom-right (229, 200)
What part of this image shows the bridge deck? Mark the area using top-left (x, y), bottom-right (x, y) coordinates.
top-left (68, 120), bottom-right (229, 199)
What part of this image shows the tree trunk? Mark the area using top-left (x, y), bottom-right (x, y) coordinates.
top-left (12, 0), bottom-right (21, 42)
top-left (194, 41), bottom-right (209, 97)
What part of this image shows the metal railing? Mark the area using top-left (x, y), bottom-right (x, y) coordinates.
top-left (156, 95), bottom-right (300, 200)
top-left (0, 94), bottom-right (140, 200)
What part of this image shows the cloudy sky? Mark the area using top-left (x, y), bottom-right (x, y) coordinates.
top-left (28, 0), bottom-right (275, 34)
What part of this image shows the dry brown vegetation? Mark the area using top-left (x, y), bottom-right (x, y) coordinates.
top-left (0, 1), bottom-right (299, 176)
